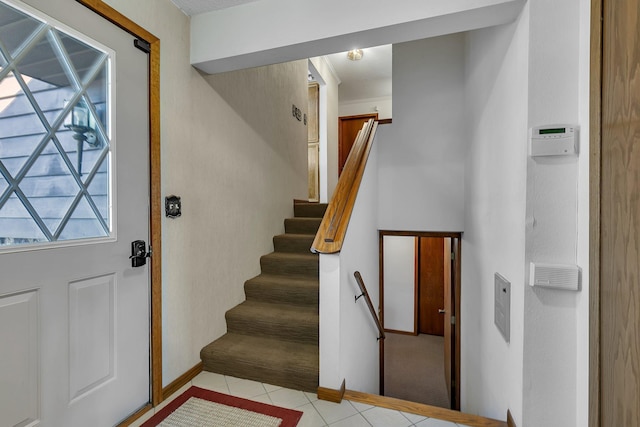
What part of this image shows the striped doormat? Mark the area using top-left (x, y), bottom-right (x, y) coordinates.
top-left (141, 386), bottom-right (303, 427)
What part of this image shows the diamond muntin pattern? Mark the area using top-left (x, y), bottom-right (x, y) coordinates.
top-left (0, 0), bottom-right (111, 246)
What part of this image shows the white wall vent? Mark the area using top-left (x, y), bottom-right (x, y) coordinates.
top-left (529, 262), bottom-right (580, 291)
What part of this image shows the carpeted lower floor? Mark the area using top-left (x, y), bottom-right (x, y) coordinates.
top-left (383, 332), bottom-right (450, 409)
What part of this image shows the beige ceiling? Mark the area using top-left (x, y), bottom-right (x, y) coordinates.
top-left (171, 0), bottom-right (392, 103)
top-left (169, 0), bottom-right (262, 15)
top-left (325, 45), bottom-right (392, 102)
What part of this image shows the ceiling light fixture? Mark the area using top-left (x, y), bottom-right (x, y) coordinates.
top-left (347, 49), bottom-right (364, 61)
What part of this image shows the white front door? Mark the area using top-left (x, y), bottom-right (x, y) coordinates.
top-left (0, 0), bottom-right (150, 425)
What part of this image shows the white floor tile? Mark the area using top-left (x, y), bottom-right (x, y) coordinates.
top-left (127, 408), bottom-right (154, 427)
top-left (415, 418), bottom-right (459, 427)
top-left (349, 400), bottom-right (375, 412)
top-left (192, 371), bottom-right (229, 393)
top-left (327, 413), bottom-right (372, 427)
top-left (401, 411), bottom-right (428, 424)
top-left (249, 392), bottom-right (274, 405)
top-left (360, 406), bottom-right (413, 427)
top-left (296, 402), bottom-right (328, 427)
top-left (304, 391), bottom-right (319, 403)
top-left (268, 387), bottom-right (311, 409)
top-left (263, 382), bottom-right (283, 393)
top-left (226, 378), bottom-right (268, 398)
top-left (312, 399), bottom-right (359, 424)
top-left (224, 374), bottom-right (244, 384)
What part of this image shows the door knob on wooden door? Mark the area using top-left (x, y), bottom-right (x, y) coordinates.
top-left (439, 309), bottom-right (446, 314)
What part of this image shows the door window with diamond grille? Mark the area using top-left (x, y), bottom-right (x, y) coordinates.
top-left (0, 1), bottom-right (112, 248)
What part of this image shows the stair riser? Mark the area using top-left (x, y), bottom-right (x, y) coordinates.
top-left (260, 256), bottom-right (319, 277)
top-left (284, 218), bottom-right (322, 234)
top-left (273, 235), bottom-right (315, 253)
top-left (294, 203), bottom-right (328, 218)
top-left (201, 358), bottom-right (318, 393)
top-left (245, 283), bottom-right (318, 306)
top-left (226, 315), bottom-right (318, 345)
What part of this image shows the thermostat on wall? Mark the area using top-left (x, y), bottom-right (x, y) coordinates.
top-left (530, 125), bottom-right (578, 157)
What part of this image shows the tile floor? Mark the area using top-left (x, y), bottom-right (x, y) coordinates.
top-left (131, 371), bottom-right (473, 427)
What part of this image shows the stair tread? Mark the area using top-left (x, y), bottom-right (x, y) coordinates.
top-left (285, 218), bottom-right (323, 224)
top-left (262, 251), bottom-right (318, 261)
top-left (274, 233), bottom-right (316, 239)
top-left (273, 234), bottom-right (316, 254)
top-left (202, 332), bottom-right (318, 355)
top-left (260, 252), bottom-right (319, 277)
top-left (226, 300), bottom-right (318, 344)
top-left (245, 274), bottom-right (318, 306)
top-left (228, 300), bottom-right (318, 320)
top-left (294, 202), bottom-right (328, 218)
top-left (246, 273), bottom-right (318, 287)
top-left (201, 333), bottom-right (318, 392)
top-left (284, 217), bottom-right (323, 234)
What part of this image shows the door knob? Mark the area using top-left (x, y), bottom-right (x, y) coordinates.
top-left (438, 309), bottom-right (446, 314)
top-left (130, 240), bottom-right (151, 267)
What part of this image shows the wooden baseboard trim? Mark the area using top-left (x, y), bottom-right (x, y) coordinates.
top-left (507, 410), bottom-right (516, 427)
top-left (162, 362), bottom-right (203, 401)
top-left (384, 328), bottom-right (418, 336)
top-left (344, 390), bottom-right (507, 427)
top-left (116, 403), bottom-right (153, 427)
top-left (317, 379), bottom-right (346, 403)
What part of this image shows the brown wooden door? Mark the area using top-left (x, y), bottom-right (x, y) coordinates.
top-left (418, 237), bottom-right (445, 336)
top-left (596, 0), bottom-right (640, 424)
top-left (338, 113), bottom-right (377, 175)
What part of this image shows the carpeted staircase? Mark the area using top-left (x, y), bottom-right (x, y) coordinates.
top-left (200, 201), bottom-right (327, 393)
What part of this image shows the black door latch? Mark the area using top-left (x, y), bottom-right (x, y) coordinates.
top-left (130, 240), bottom-right (151, 267)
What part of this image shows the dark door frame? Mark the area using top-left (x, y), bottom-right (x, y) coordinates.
top-left (379, 230), bottom-right (462, 410)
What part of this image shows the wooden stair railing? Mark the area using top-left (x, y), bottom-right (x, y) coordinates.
top-left (311, 119), bottom-right (378, 254)
top-left (354, 271), bottom-right (385, 341)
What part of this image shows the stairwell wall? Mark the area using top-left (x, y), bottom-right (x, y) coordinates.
top-left (377, 34), bottom-right (467, 232)
top-left (319, 138), bottom-right (380, 393)
top-left (102, 0), bottom-right (309, 387)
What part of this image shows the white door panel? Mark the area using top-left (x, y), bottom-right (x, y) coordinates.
top-left (0, 0), bottom-right (150, 425)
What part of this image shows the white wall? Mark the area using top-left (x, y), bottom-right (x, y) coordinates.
top-left (463, 0), bottom-right (590, 424)
top-left (319, 139), bottom-right (380, 393)
top-left (383, 236), bottom-right (415, 332)
top-left (339, 97), bottom-right (392, 121)
top-left (523, 0), bottom-right (590, 426)
top-left (378, 35), bottom-right (467, 232)
top-left (462, 7), bottom-right (529, 423)
top-left (102, 0), bottom-right (308, 387)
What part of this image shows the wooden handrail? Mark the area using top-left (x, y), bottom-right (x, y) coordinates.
top-left (311, 119), bottom-right (378, 254)
top-left (354, 271), bottom-right (385, 340)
